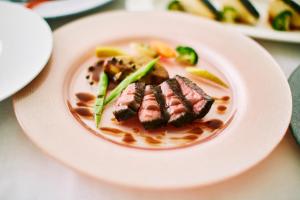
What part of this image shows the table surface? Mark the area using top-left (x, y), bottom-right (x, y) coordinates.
top-left (1, 1), bottom-right (300, 199)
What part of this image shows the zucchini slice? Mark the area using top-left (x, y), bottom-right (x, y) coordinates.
top-left (272, 10), bottom-right (293, 30)
top-left (167, 0), bottom-right (185, 11)
top-left (269, 0), bottom-right (300, 30)
top-left (222, 0), bottom-right (260, 25)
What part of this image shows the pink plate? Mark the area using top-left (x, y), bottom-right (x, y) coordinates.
top-left (13, 11), bottom-right (292, 190)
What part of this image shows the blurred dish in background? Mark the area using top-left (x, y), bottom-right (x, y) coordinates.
top-left (131, 0), bottom-right (300, 43)
top-left (0, 1), bottom-right (52, 101)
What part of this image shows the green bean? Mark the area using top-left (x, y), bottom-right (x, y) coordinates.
top-left (94, 72), bottom-right (109, 128)
top-left (104, 58), bottom-right (158, 105)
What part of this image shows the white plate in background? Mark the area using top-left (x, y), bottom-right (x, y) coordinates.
top-left (16, 0), bottom-right (113, 19)
top-left (0, 2), bottom-right (52, 101)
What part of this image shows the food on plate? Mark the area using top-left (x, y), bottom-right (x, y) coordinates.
top-left (175, 75), bottom-right (214, 119)
top-left (159, 79), bottom-right (194, 127)
top-left (221, 0), bottom-right (260, 25)
top-left (104, 59), bottom-right (158, 105)
top-left (176, 0), bottom-right (221, 20)
top-left (113, 82), bottom-right (145, 121)
top-left (186, 67), bottom-right (229, 88)
top-left (94, 72), bottom-right (109, 127)
top-left (167, 0), bottom-right (185, 11)
top-left (70, 40), bottom-right (233, 148)
top-left (103, 56), bottom-right (169, 85)
top-left (113, 76), bottom-right (214, 129)
top-left (132, 43), bottom-right (158, 58)
top-left (222, 6), bottom-right (239, 23)
top-left (138, 85), bottom-right (167, 129)
top-left (96, 46), bottom-right (126, 57)
top-left (150, 40), bottom-right (177, 58)
top-left (176, 46), bottom-right (199, 65)
top-left (271, 10), bottom-right (293, 30)
top-left (269, 0), bottom-right (300, 31)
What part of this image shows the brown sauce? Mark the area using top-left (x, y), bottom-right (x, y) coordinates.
top-left (145, 136), bottom-right (161, 144)
top-left (222, 96), bottom-right (230, 101)
top-left (123, 133), bottom-right (136, 143)
top-left (76, 102), bottom-right (90, 107)
top-left (187, 127), bottom-right (203, 135)
top-left (132, 128), bottom-right (140, 133)
top-left (155, 135), bottom-right (163, 140)
top-left (100, 127), bottom-right (123, 135)
top-left (74, 107), bottom-right (93, 118)
top-left (183, 135), bottom-right (198, 140)
top-left (217, 105), bottom-right (227, 112)
top-left (171, 135), bottom-right (199, 141)
top-left (75, 92), bottom-right (95, 102)
top-left (214, 96), bottom-right (230, 102)
top-left (202, 119), bottom-right (224, 130)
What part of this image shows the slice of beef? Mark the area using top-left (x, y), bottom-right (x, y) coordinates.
top-left (113, 82), bottom-right (145, 121)
top-left (159, 79), bottom-right (193, 127)
top-left (138, 85), bottom-right (167, 129)
top-left (175, 75), bottom-right (214, 119)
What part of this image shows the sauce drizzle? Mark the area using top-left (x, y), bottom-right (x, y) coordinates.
top-left (75, 93), bottom-right (95, 102)
top-left (123, 133), bottom-right (136, 143)
top-left (145, 136), bottom-right (161, 144)
top-left (217, 105), bottom-right (227, 112)
top-left (187, 127), bottom-right (203, 135)
top-left (74, 107), bottom-right (93, 118)
top-left (202, 119), bottom-right (224, 130)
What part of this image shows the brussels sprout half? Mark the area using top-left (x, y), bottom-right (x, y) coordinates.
top-left (176, 46), bottom-right (199, 66)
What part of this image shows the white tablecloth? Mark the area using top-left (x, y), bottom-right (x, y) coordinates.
top-left (1, 1), bottom-right (300, 199)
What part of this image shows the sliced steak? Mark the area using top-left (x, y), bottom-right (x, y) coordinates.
top-left (175, 75), bottom-right (214, 119)
top-left (159, 79), bottom-right (193, 127)
top-left (138, 85), bottom-right (167, 129)
top-left (113, 82), bottom-right (145, 121)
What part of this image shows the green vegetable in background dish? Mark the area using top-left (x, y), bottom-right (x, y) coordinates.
top-left (167, 0), bottom-right (185, 11)
top-left (94, 72), bottom-right (109, 128)
top-left (222, 0), bottom-right (260, 25)
top-left (104, 58), bottom-right (158, 105)
top-left (272, 10), bottom-right (293, 31)
top-left (222, 6), bottom-right (239, 23)
top-left (269, 0), bottom-right (300, 30)
top-left (176, 46), bottom-right (198, 66)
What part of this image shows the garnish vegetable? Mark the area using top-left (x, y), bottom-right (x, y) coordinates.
top-left (94, 72), bottom-right (109, 128)
top-left (272, 10), bottom-right (293, 31)
top-left (269, 0), bottom-right (300, 31)
top-left (132, 43), bottom-right (157, 58)
top-left (186, 67), bottom-right (229, 88)
top-left (167, 0), bottom-right (185, 11)
top-left (176, 46), bottom-right (199, 65)
top-left (150, 41), bottom-right (177, 58)
top-left (96, 47), bottom-right (126, 57)
top-left (222, 6), bottom-right (239, 23)
top-left (104, 59), bottom-right (158, 105)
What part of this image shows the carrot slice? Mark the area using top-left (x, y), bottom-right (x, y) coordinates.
top-left (150, 40), bottom-right (177, 58)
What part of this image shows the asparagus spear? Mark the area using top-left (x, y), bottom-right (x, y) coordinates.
top-left (104, 58), bottom-right (158, 105)
top-left (186, 67), bottom-right (229, 88)
top-left (94, 72), bottom-right (109, 128)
